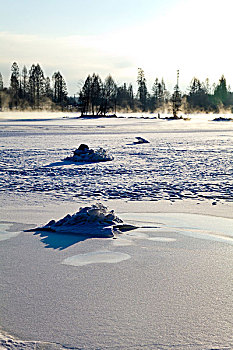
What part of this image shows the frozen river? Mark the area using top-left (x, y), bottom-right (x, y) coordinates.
top-left (0, 113), bottom-right (233, 349)
top-left (0, 113), bottom-right (233, 205)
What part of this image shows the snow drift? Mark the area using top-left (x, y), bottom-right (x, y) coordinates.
top-left (64, 144), bottom-right (113, 162)
top-left (27, 203), bottom-right (137, 238)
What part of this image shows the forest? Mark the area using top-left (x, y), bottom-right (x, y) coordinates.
top-left (0, 62), bottom-right (233, 115)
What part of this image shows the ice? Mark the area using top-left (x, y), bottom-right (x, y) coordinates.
top-left (64, 144), bottom-right (113, 163)
top-left (148, 237), bottom-right (176, 242)
top-left (120, 212), bottom-right (233, 245)
top-left (1, 112), bottom-right (233, 350)
top-left (1, 114), bottom-right (232, 203)
top-left (0, 224), bottom-right (20, 241)
top-left (62, 250), bottom-right (131, 266)
top-left (134, 136), bottom-right (150, 144)
top-left (27, 203), bottom-right (136, 238)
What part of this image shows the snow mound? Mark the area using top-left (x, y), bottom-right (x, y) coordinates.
top-left (64, 144), bottom-right (113, 162)
top-left (134, 137), bottom-right (150, 144)
top-left (0, 329), bottom-right (64, 349)
top-left (28, 203), bottom-right (136, 238)
top-left (213, 117), bottom-right (233, 122)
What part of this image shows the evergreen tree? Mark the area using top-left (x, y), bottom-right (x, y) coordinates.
top-left (171, 71), bottom-right (182, 118)
top-left (152, 78), bottom-right (167, 110)
top-left (214, 75), bottom-right (228, 106)
top-left (90, 73), bottom-right (103, 115)
top-left (128, 83), bottom-right (134, 110)
top-left (45, 77), bottom-right (52, 99)
top-left (150, 77), bottom-right (168, 112)
top-left (0, 72), bottom-right (3, 90)
top-left (28, 64), bottom-right (45, 108)
top-left (187, 77), bottom-right (209, 110)
top-left (103, 75), bottom-right (117, 114)
top-left (10, 62), bottom-right (20, 109)
top-left (137, 68), bottom-right (148, 111)
top-left (116, 83), bottom-right (133, 111)
top-left (52, 71), bottom-right (68, 109)
top-left (79, 75), bottom-right (92, 115)
top-left (21, 66), bottom-right (28, 100)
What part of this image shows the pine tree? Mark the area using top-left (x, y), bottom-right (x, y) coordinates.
top-left (103, 75), bottom-right (117, 114)
top-left (171, 70), bottom-right (182, 118)
top-left (28, 64), bottom-right (45, 108)
top-left (21, 66), bottom-right (28, 99)
top-left (0, 72), bottom-right (3, 90)
top-left (45, 77), bottom-right (52, 99)
top-left (214, 75), bottom-right (228, 106)
top-left (90, 73), bottom-right (103, 115)
top-left (52, 71), bottom-right (68, 109)
top-left (10, 62), bottom-right (20, 108)
top-left (137, 68), bottom-right (148, 111)
top-left (79, 75), bottom-right (92, 115)
top-left (187, 77), bottom-right (209, 110)
top-left (128, 83), bottom-right (134, 110)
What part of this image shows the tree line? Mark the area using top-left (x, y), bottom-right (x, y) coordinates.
top-left (78, 69), bottom-right (233, 115)
top-left (0, 63), bottom-right (233, 114)
top-left (0, 62), bottom-right (68, 111)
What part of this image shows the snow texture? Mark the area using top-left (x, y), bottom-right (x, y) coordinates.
top-left (0, 330), bottom-right (68, 349)
top-left (1, 113), bottom-right (233, 350)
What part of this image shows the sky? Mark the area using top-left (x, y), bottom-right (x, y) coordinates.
top-left (1, 0), bottom-right (233, 95)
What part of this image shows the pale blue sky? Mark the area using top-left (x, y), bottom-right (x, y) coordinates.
top-left (1, 0), bottom-right (233, 95)
top-left (1, 0), bottom-right (174, 36)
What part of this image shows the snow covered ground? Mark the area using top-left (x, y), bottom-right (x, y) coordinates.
top-left (0, 112), bottom-right (233, 350)
top-left (1, 112), bottom-right (233, 205)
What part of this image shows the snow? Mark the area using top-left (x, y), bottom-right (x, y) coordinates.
top-left (0, 223), bottom-right (20, 241)
top-left (1, 112), bottom-right (233, 204)
top-left (0, 329), bottom-right (66, 349)
top-left (62, 250), bottom-right (131, 266)
top-left (1, 112), bottom-right (233, 349)
top-left (134, 136), bottom-right (150, 144)
top-left (120, 212), bottom-right (233, 245)
top-left (28, 202), bottom-right (131, 238)
top-left (64, 144), bottom-right (113, 162)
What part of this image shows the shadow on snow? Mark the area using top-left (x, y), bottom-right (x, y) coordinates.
top-left (33, 230), bottom-right (89, 250)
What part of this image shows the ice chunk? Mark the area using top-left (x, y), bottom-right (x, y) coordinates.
top-left (26, 203), bottom-right (137, 238)
top-left (64, 144), bottom-right (113, 162)
top-left (134, 137), bottom-right (150, 144)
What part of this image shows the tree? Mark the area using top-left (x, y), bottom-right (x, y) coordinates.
top-left (137, 68), bottom-right (148, 111)
top-left (21, 66), bottom-right (28, 100)
top-left (151, 77), bottom-right (167, 111)
top-left (45, 77), bottom-right (52, 99)
top-left (187, 77), bottom-right (209, 111)
top-left (52, 71), bottom-right (68, 109)
top-left (115, 83), bottom-right (134, 111)
top-left (90, 73), bottom-right (103, 115)
top-left (102, 75), bottom-right (117, 114)
top-left (10, 62), bottom-right (20, 108)
top-left (171, 70), bottom-right (182, 117)
top-left (128, 83), bottom-right (134, 110)
top-left (79, 75), bottom-right (92, 115)
top-left (0, 72), bottom-right (3, 90)
top-left (28, 64), bottom-right (45, 108)
top-left (214, 75), bottom-right (228, 106)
